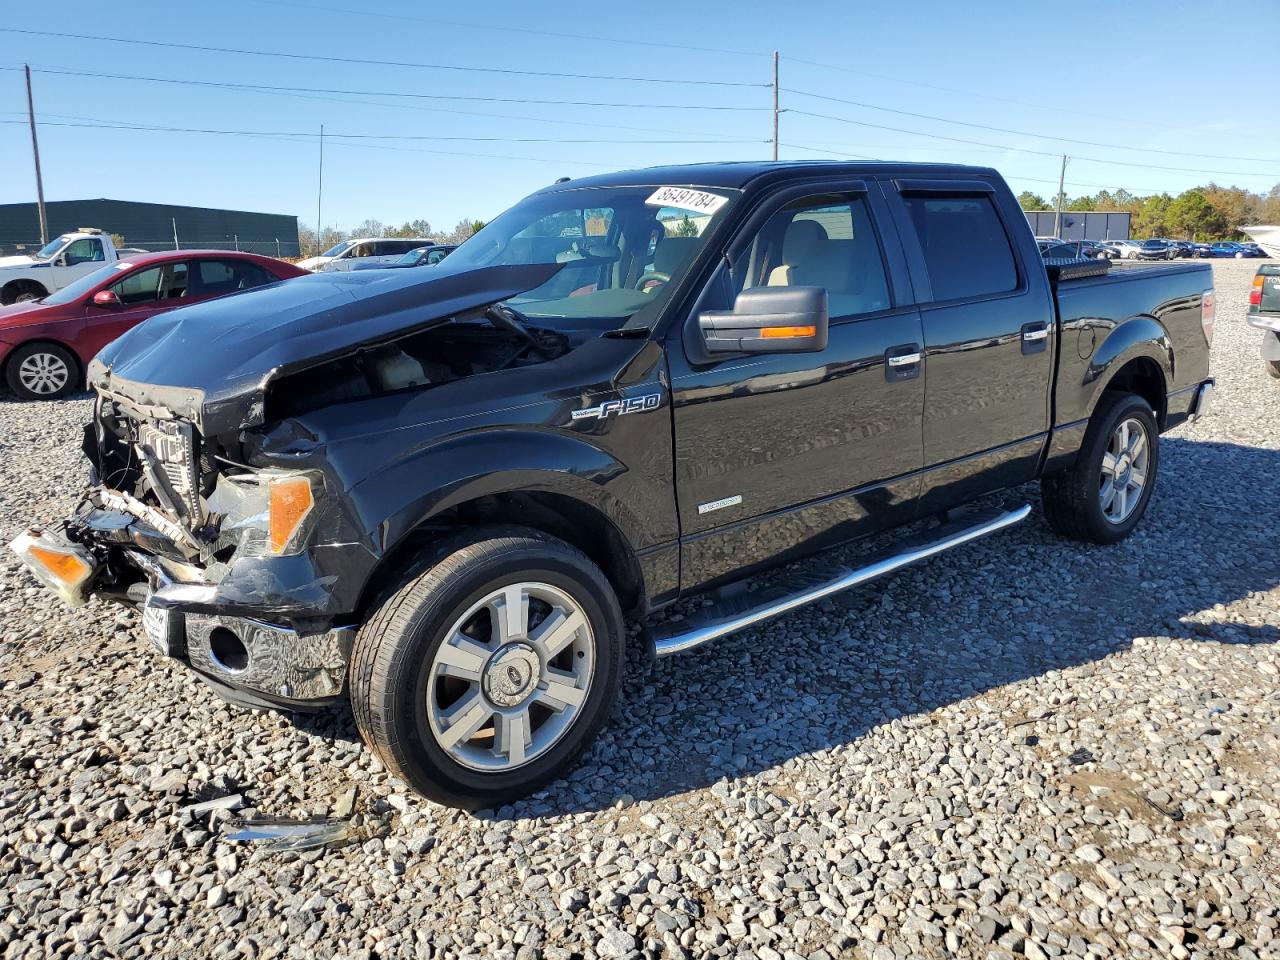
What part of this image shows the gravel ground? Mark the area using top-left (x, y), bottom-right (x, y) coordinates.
top-left (1, 259), bottom-right (1277, 960)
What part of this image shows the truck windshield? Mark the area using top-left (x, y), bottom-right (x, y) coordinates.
top-left (443, 185), bottom-right (736, 328)
top-left (321, 240), bottom-right (355, 258)
top-left (35, 236), bottom-right (73, 259)
top-left (38, 262), bottom-right (132, 306)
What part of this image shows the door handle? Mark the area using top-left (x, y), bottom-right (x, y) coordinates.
top-left (1021, 322), bottom-right (1050, 355)
top-left (885, 344), bottom-right (921, 382)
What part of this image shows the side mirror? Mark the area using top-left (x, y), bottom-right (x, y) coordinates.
top-left (92, 290), bottom-right (122, 308)
top-left (699, 286), bottom-right (828, 354)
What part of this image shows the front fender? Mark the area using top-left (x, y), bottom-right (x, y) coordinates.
top-left (346, 428), bottom-right (656, 562)
top-left (1082, 314), bottom-right (1172, 415)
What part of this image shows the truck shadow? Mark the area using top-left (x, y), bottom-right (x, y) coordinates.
top-left (299, 437), bottom-right (1279, 818)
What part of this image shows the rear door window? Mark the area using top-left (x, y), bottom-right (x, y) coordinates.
top-left (193, 259), bottom-right (275, 296)
top-left (901, 194), bottom-right (1019, 301)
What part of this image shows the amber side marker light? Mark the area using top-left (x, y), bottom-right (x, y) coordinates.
top-left (268, 476), bottom-right (315, 554)
top-left (8, 531), bottom-right (97, 607)
top-left (759, 325), bottom-right (817, 339)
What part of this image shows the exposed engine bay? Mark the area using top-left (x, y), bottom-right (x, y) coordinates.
top-left (267, 312), bottom-right (571, 420)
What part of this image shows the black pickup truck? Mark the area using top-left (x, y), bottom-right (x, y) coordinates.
top-left (12, 162), bottom-right (1215, 808)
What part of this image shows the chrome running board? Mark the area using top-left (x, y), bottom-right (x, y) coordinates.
top-left (650, 503), bottom-right (1031, 658)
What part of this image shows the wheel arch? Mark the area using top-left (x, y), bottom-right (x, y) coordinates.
top-left (0, 278), bottom-right (50, 305)
top-left (3, 336), bottom-right (84, 387)
top-left (1085, 316), bottom-right (1172, 429)
top-left (344, 430), bottom-right (659, 621)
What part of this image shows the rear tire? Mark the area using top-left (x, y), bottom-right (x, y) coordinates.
top-left (1041, 392), bottom-right (1160, 545)
top-left (350, 528), bottom-right (625, 810)
top-left (1266, 359), bottom-right (1280, 380)
top-left (5, 342), bottom-right (79, 401)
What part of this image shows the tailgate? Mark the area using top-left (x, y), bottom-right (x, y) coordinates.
top-left (1257, 264), bottom-right (1280, 314)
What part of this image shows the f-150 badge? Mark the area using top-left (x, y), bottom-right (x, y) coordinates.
top-left (571, 392), bottom-right (662, 421)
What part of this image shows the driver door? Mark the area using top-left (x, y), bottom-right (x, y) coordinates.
top-left (81, 261), bottom-right (189, 357)
top-left (667, 182), bottom-right (926, 593)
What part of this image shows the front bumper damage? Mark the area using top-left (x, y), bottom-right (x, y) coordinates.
top-left (12, 485), bottom-right (366, 710)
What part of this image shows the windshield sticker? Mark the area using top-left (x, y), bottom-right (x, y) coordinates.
top-left (645, 187), bottom-right (728, 215)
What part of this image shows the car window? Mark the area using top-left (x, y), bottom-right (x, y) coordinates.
top-left (728, 195), bottom-right (891, 320)
top-left (425, 248), bottom-right (450, 264)
top-left (902, 194), bottom-right (1018, 301)
top-left (194, 259), bottom-right (275, 296)
top-left (64, 238), bottom-right (105, 266)
top-left (111, 266), bottom-right (165, 305)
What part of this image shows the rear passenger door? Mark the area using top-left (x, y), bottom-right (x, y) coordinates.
top-left (883, 178), bottom-right (1056, 512)
top-left (670, 182), bottom-right (926, 593)
top-left (188, 258), bottom-right (276, 302)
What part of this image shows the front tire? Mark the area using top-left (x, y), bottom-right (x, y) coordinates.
top-left (350, 528), bottom-right (624, 809)
top-left (5, 342), bottom-right (79, 400)
top-left (1041, 392), bottom-right (1160, 544)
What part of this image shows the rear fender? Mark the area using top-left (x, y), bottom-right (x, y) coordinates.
top-left (1083, 315), bottom-right (1172, 418)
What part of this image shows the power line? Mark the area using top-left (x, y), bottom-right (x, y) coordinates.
top-left (784, 55), bottom-right (1183, 130)
top-left (0, 116), bottom-right (763, 145)
top-left (251, 0), bottom-right (764, 57)
top-left (786, 109), bottom-right (1280, 180)
top-left (785, 87), bottom-right (1275, 164)
top-left (0, 28), bottom-right (769, 88)
top-left (14, 65), bottom-right (758, 142)
top-left (22, 65), bottom-right (768, 111)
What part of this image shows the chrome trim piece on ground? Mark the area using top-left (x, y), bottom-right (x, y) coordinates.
top-left (652, 504), bottom-right (1032, 658)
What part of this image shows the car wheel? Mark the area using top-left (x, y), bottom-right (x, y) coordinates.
top-left (1235, 251), bottom-right (1244, 259)
top-left (1126, 252), bottom-right (1137, 260)
top-left (5, 342), bottom-right (79, 401)
top-left (350, 527), bottom-right (625, 810)
top-left (1041, 392), bottom-right (1160, 545)
top-left (1267, 359), bottom-right (1280, 380)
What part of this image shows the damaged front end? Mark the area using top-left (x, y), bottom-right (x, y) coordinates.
top-left (12, 263), bottom-right (568, 708)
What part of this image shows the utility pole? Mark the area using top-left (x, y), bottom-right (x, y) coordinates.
top-left (1054, 154), bottom-right (1069, 239)
top-left (771, 51), bottom-right (779, 162)
top-left (316, 124), bottom-right (325, 258)
top-left (24, 65), bottom-right (48, 246)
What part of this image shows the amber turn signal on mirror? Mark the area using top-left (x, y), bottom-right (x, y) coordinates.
top-left (759, 325), bottom-right (817, 339)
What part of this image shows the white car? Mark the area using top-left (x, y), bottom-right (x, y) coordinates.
top-left (0, 229), bottom-right (131, 305)
top-left (296, 238), bottom-right (436, 273)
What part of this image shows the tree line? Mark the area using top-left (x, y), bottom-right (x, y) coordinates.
top-left (297, 217), bottom-right (487, 255)
top-left (1016, 182), bottom-right (1280, 240)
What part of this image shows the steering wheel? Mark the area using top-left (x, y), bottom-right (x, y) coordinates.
top-left (635, 271), bottom-right (670, 292)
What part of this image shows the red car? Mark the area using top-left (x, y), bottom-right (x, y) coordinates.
top-left (0, 251), bottom-right (306, 401)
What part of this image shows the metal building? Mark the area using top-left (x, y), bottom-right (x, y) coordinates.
top-left (1024, 210), bottom-right (1131, 242)
top-left (0, 199), bottom-right (300, 258)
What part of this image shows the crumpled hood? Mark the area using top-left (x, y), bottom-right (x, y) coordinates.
top-left (0, 254), bottom-right (39, 269)
top-left (88, 262), bottom-right (560, 435)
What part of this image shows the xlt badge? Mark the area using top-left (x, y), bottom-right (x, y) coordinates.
top-left (571, 392), bottom-right (662, 421)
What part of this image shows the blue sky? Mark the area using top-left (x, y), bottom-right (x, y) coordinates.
top-left (3, 0), bottom-right (1277, 239)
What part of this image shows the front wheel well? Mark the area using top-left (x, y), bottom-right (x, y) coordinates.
top-left (3, 338), bottom-right (83, 384)
top-left (1102, 357), bottom-right (1166, 429)
top-left (0, 279), bottom-right (49, 305)
top-left (359, 491), bottom-right (647, 620)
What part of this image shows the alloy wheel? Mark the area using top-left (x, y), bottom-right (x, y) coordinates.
top-left (17, 351), bottom-right (70, 395)
top-left (426, 582), bottom-right (595, 772)
top-left (1100, 417), bottom-right (1150, 524)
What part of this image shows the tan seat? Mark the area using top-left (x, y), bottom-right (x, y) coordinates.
top-left (767, 219), bottom-right (846, 289)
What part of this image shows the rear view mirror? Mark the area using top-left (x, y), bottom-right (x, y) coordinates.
top-left (699, 286), bottom-right (828, 354)
top-left (92, 290), bottom-right (122, 308)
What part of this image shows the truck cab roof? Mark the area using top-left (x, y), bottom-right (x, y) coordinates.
top-left (535, 160), bottom-right (1001, 194)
